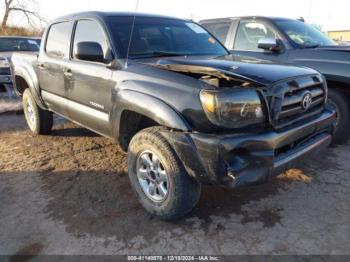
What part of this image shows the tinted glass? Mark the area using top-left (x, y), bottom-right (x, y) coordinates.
top-left (202, 22), bottom-right (231, 43)
top-left (106, 16), bottom-right (228, 59)
top-left (275, 20), bottom-right (336, 47)
top-left (0, 38), bottom-right (39, 52)
top-left (201, 23), bottom-right (215, 34)
top-left (46, 22), bottom-right (71, 58)
top-left (34, 39), bottom-right (41, 46)
top-left (234, 21), bottom-right (276, 51)
top-left (73, 19), bottom-right (109, 59)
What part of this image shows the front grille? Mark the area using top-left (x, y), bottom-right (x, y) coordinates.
top-left (0, 67), bottom-right (11, 75)
top-left (266, 75), bottom-right (326, 129)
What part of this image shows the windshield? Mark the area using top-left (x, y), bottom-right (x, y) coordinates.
top-left (106, 16), bottom-right (228, 59)
top-left (0, 38), bottom-right (40, 52)
top-left (275, 20), bottom-right (336, 47)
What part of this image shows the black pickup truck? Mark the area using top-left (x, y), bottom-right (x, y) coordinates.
top-left (0, 56), bottom-right (12, 97)
top-left (11, 12), bottom-right (335, 220)
top-left (200, 17), bottom-right (350, 142)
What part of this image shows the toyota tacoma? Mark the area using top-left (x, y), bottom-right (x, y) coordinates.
top-left (11, 12), bottom-right (335, 220)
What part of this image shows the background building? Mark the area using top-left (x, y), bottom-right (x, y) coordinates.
top-left (327, 30), bottom-right (350, 42)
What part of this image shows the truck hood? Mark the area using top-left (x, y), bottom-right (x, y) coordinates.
top-left (315, 45), bottom-right (350, 52)
top-left (142, 55), bottom-right (318, 86)
top-left (0, 51), bottom-right (38, 61)
top-left (291, 45), bottom-right (350, 66)
top-left (0, 52), bottom-right (16, 61)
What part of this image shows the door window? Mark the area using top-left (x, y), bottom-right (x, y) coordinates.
top-left (45, 21), bottom-right (71, 58)
top-left (73, 19), bottom-right (109, 61)
top-left (234, 21), bottom-right (276, 51)
top-left (202, 22), bottom-right (231, 43)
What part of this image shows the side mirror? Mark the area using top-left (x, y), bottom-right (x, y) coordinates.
top-left (258, 38), bottom-right (281, 52)
top-left (74, 42), bottom-right (104, 63)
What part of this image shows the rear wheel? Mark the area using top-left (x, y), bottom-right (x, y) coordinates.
top-left (327, 89), bottom-right (350, 143)
top-left (23, 89), bottom-right (53, 135)
top-left (128, 127), bottom-right (201, 220)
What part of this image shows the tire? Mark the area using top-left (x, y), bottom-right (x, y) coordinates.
top-left (128, 127), bottom-right (201, 220)
top-left (328, 89), bottom-right (350, 143)
top-left (23, 88), bottom-right (53, 135)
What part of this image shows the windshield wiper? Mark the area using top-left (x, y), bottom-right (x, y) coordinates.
top-left (130, 51), bottom-right (190, 58)
top-left (302, 44), bottom-right (319, 49)
top-left (153, 51), bottom-right (192, 57)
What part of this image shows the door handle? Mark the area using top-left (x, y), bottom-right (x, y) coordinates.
top-left (64, 68), bottom-right (72, 77)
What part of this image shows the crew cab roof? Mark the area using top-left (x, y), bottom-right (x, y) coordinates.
top-left (50, 11), bottom-right (190, 24)
top-left (199, 16), bottom-right (296, 23)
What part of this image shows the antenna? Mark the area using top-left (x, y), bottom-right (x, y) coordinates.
top-left (125, 0), bottom-right (140, 69)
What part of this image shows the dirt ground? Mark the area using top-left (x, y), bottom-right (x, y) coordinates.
top-left (0, 111), bottom-right (349, 256)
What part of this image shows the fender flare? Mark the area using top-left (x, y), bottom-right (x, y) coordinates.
top-left (13, 67), bottom-right (47, 109)
top-left (113, 89), bottom-right (191, 140)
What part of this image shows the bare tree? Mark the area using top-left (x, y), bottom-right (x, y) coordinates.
top-left (1, 0), bottom-right (43, 29)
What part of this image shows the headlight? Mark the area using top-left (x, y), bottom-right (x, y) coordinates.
top-left (200, 88), bottom-right (265, 128)
top-left (0, 59), bottom-right (10, 68)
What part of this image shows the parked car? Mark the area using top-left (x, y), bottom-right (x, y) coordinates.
top-left (200, 17), bottom-right (350, 142)
top-left (0, 36), bottom-right (40, 98)
top-left (12, 12), bottom-right (335, 220)
top-left (0, 56), bottom-right (12, 97)
top-left (0, 36), bottom-right (40, 59)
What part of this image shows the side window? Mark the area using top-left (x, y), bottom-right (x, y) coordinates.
top-left (201, 23), bottom-right (215, 35)
top-left (234, 21), bottom-right (276, 51)
top-left (73, 19), bottom-right (109, 61)
top-left (45, 22), bottom-right (71, 58)
top-left (202, 22), bottom-right (231, 43)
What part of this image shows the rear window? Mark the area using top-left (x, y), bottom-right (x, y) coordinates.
top-left (45, 21), bottom-right (71, 58)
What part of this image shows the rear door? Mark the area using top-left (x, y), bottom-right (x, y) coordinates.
top-left (65, 18), bottom-right (115, 136)
top-left (37, 21), bottom-right (72, 115)
top-left (231, 19), bottom-right (290, 62)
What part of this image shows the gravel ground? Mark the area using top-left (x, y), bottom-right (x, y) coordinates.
top-left (0, 113), bottom-right (349, 256)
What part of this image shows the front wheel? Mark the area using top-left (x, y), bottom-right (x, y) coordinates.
top-left (128, 127), bottom-right (201, 220)
top-left (328, 89), bottom-right (350, 143)
top-left (23, 89), bottom-right (53, 135)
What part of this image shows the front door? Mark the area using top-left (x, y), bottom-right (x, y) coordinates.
top-left (65, 19), bottom-right (115, 136)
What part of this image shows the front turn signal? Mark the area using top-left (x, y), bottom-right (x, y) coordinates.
top-left (200, 91), bottom-right (216, 113)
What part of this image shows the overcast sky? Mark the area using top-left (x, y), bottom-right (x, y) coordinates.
top-left (3, 0), bottom-right (350, 31)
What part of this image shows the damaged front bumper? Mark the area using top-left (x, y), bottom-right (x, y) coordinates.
top-left (161, 107), bottom-right (336, 188)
